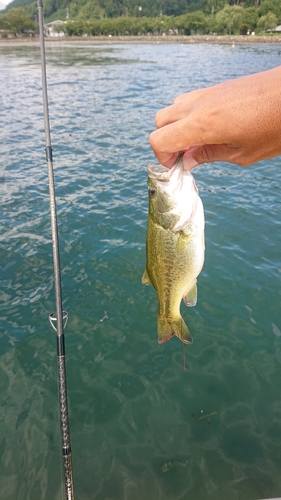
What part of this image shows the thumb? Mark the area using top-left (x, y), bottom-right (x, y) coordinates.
top-left (183, 144), bottom-right (242, 170)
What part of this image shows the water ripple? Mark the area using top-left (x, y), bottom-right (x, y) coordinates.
top-left (1, 41), bottom-right (281, 500)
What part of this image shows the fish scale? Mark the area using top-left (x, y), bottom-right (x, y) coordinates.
top-left (142, 155), bottom-right (205, 344)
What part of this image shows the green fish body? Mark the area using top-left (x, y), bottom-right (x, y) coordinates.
top-left (142, 155), bottom-right (205, 344)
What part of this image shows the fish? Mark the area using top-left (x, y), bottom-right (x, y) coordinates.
top-left (142, 154), bottom-right (205, 344)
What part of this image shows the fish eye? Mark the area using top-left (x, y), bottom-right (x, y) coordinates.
top-left (149, 188), bottom-right (156, 196)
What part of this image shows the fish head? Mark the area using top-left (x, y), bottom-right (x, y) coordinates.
top-left (147, 175), bottom-right (174, 216)
top-left (147, 155), bottom-right (199, 231)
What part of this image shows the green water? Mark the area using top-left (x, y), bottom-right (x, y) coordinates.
top-left (0, 41), bottom-right (281, 500)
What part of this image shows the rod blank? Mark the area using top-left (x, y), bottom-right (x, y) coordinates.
top-left (37, 1), bottom-right (74, 498)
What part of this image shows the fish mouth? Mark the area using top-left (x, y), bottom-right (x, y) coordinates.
top-left (148, 153), bottom-right (183, 182)
top-left (148, 164), bottom-right (171, 182)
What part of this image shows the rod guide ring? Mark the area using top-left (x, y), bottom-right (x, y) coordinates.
top-left (49, 311), bottom-right (69, 332)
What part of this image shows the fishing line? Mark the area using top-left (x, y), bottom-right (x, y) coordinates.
top-left (37, 1), bottom-right (75, 498)
top-left (182, 341), bottom-right (187, 371)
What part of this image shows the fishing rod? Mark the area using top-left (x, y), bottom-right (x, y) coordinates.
top-left (37, 1), bottom-right (75, 498)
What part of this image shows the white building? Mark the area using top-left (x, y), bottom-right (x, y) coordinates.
top-left (44, 20), bottom-right (65, 37)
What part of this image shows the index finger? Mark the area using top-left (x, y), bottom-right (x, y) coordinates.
top-left (155, 88), bottom-right (207, 129)
top-left (150, 113), bottom-right (214, 167)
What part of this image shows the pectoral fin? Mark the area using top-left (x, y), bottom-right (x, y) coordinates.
top-left (176, 232), bottom-right (191, 253)
top-left (142, 268), bottom-right (152, 286)
top-left (183, 280), bottom-right (197, 307)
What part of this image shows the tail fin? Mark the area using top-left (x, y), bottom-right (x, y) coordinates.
top-left (157, 315), bottom-right (193, 344)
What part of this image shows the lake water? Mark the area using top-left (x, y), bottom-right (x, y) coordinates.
top-left (0, 40), bottom-right (281, 500)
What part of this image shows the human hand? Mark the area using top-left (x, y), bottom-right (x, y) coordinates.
top-left (149, 66), bottom-right (281, 170)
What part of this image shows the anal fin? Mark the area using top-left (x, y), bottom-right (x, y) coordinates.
top-left (183, 280), bottom-right (197, 307)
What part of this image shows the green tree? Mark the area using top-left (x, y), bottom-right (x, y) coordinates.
top-left (257, 11), bottom-right (278, 31)
top-left (87, 18), bottom-right (100, 34)
top-left (258, 0), bottom-right (281, 23)
top-left (64, 19), bottom-right (85, 34)
top-left (76, 0), bottom-right (104, 19)
top-left (162, 0), bottom-right (187, 17)
top-left (188, 10), bottom-right (206, 32)
top-left (0, 7), bottom-right (34, 34)
top-left (243, 6), bottom-right (258, 31)
top-left (180, 10), bottom-right (206, 34)
top-left (215, 4), bottom-right (243, 34)
top-left (138, 16), bottom-right (158, 34)
top-left (112, 15), bottom-right (130, 34)
top-left (206, 0), bottom-right (226, 16)
top-left (205, 13), bottom-right (217, 33)
top-left (6, 0), bottom-right (280, 30)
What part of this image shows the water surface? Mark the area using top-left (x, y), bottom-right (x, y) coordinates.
top-left (0, 41), bottom-right (281, 500)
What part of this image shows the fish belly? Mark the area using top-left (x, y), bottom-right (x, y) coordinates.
top-left (146, 216), bottom-right (202, 344)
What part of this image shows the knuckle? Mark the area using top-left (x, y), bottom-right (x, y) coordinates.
top-left (149, 130), bottom-right (159, 149)
top-left (236, 158), bottom-right (251, 167)
top-left (174, 94), bottom-right (184, 104)
top-left (230, 150), bottom-right (252, 167)
top-left (154, 110), bottom-right (164, 128)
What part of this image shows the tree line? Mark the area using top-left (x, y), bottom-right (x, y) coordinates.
top-left (60, 7), bottom-right (280, 37)
top-left (0, 0), bottom-right (280, 37)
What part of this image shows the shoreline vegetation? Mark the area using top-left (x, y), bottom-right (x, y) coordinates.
top-left (1, 34), bottom-right (281, 44)
top-left (1, 4), bottom-right (281, 42)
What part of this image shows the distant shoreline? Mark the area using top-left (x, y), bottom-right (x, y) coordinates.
top-left (1, 34), bottom-right (281, 45)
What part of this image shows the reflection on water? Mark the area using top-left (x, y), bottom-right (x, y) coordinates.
top-left (0, 42), bottom-right (144, 68)
top-left (0, 41), bottom-right (281, 500)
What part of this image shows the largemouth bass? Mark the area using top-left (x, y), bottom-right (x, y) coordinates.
top-left (142, 154), bottom-right (205, 344)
